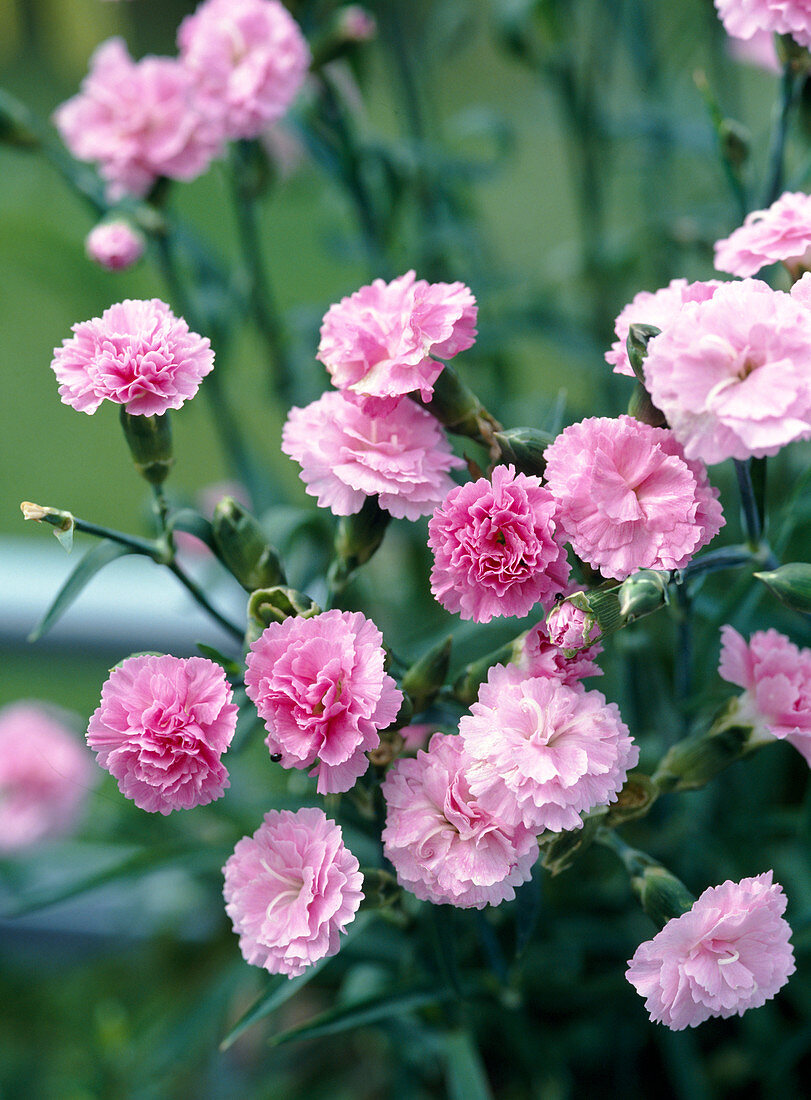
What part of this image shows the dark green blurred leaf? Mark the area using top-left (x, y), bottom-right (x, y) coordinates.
top-left (444, 1028), bottom-right (495, 1100)
top-left (195, 643), bottom-right (243, 677)
top-left (28, 540), bottom-right (133, 642)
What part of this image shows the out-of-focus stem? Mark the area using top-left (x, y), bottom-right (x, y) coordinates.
top-left (734, 458), bottom-right (763, 549)
top-left (763, 60), bottom-right (798, 207)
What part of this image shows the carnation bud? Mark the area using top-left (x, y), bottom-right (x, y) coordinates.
top-left (119, 408), bottom-right (174, 486)
top-left (626, 323), bottom-right (661, 385)
top-left (20, 501), bottom-right (75, 551)
top-left (546, 594), bottom-right (602, 656)
top-left (719, 118), bottom-right (750, 170)
top-left (754, 562), bottom-right (811, 614)
top-left (651, 698), bottom-right (754, 792)
top-left (618, 569), bottom-right (670, 620)
top-left (401, 635), bottom-right (452, 713)
top-left (604, 772), bottom-right (657, 826)
top-left (540, 809), bottom-right (606, 875)
top-left (631, 862), bottom-right (696, 930)
top-left (627, 381), bottom-right (667, 428)
top-left (452, 639), bottom-right (520, 706)
top-left (420, 364), bottom-right (502, 449)
top-left (328, 496), bottom-right (391, 593)
top-left (212, 497), bottom-right (285, 593)
top-left (85, 220), bottom-right (145, 272)
top-left (246, 586), bottom-right (320, 642)
top-left (492, 427), bottom-right (553, 477)
top-left (310, 5), bottom-right (376, 67)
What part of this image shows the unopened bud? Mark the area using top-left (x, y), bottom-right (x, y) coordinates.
top-left (401, 635), bottom-right (452, 713)
top-left (212, 497), bottom-right (285, 592)
top-left (626, 323), bottom-right (661, 385)
top-left (627, 381), bottom-right (667, 428)
top-left (492, 427), bottom-right (553, 477)
top-left (119, 408), bottom-right (173, 485)
top-left (329, 496), bottom-right (391, 593)
top-left (85, 220), bottom-right (145, 272)
top-left (631, 863), bottom-right (696, 929)
top-left (652, 698), bottom-right (754, 792)
top-left (20, 501), bottom-right (75, 551)
top-left (420, 364), bottom-right (501, 448)
top-left (754, 562), bottom-right (811, 614)
top-left (247, 586), bottom-right (320, 643)
top-left (604, 772), bottom-right (657, 826)
top-left (546, 594), bottom-right (602, 656)
top-left (618, 569), bottom-right (670, 620)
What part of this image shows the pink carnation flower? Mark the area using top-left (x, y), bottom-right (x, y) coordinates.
top-left (543, 416), bottom-right (724, 580)
top-left (382, 732), bottom-right (539, 908)
top-left (51, 298), bottom-right (214, 416)
top-left (727, 27), bottom-right (781, 71)
top-left (460, 665), bottom-right (638, 833)
top-left (715, 0), bottom-right (811, 48)
top-left (719, 624), bottom-right (811, 763)
top-left (281, 390), bottom-right (464, 520)
top-left (0, 703), bottom-right (96, 852)
top-left (178, 0), bottom-right (310, 143)
top-left (54, 38), bottom-right (221, 200)
top-left (545, 599), bottom-right (602, 655)
top-left (224, 808), bottom-right (363, 977)
top-left (428, 464), bottom-right (570, 623)
top-left (86, 655), bottom-right (238, 814)
top-left (715, 192), bottom-right (811, 277)
top-left (317, 271), bottom-right (477, 413)
top-left (85, 220), bottom-right (145, 272)
top-left (606, 279), bottom-right (722, 377)
top-left (642, 279), bottom-right (811, 464)
top-left (244, 609), bottom-right (403, 794)
top-left (514, 612), bottom-right (603, 686)
top-left (627, 871), bottom-right (795, 1029)
top-left (399, 723), bottom-right (436, 753)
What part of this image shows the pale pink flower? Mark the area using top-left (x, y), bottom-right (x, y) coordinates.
top-left (54, 38), bottom-right (222, 200)
top-left (715, 0), bottom-right (811, 48)
top-left (0, 703), bottom-right (95, 852)
top-left (543, 416), bottom-right (724, 580)
top-left (627, 871), bottom-right (795, 1029)
top-left (719, 624), bottom-right (811, 763)
top-left (51, 298), bottom-right (214, 416)
top-left (382, 733), bottom-right (538, 908)
top-left (428, 465), bottom-right (570, 623)
top-left (224, 808), bottom-right (363, 977)
top-left (87, 655), bottom-right (238, 814)
top-left (178, 0), bottom-right (310, 143)
top-left (460, 665), bottom-right (638, 833)
top-left (244, 610), bottom-right (403, 794)
top-left (642, 279), bottom-right (811, 463)
top-left (514, 614), bottom-right (603, 686)
top-left (399, 723), bottom-right (435, 753)
top-left (715, 192), bottom-right (811, 278)
top-left (606, 279), bottom-right (722, 377)
top-left (727, 27), bottom-right (781, 70)
top-left (317, 271), bottom-right (477, 413)
top-left (85, 220), bottom-right (145, 271)
top-left (545, 599), bottom-right (602, 655)
top-left (337, 6), bottom-right (377, 41)
top-left (281, 390), bottom-right (464, 520)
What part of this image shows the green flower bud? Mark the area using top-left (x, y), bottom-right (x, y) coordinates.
top-left (627, 382), bottom-right (667, 428)
top-left (452, 638), bottom-right (520, 706)
top-left (618, 569), bottom-right (670, 621)
top-left (604, 772), bottom-right (657, 826)
top-left (651, 698), bottom-right (755, 793)
top-left (246, 586), bottom-right (320, 643)
top-left (402, 635), bottom-right (452, 713)
top-left (119, 408), bottom-right (173, 486)
top-left (626, 323), bottom-right (661, 385)
top-left (540, 809), bottom-right (607, 876)
top-left (212, 497), bottom-right (285, 593)
top-left (631, 863), bottom-right (696, 929)
top-left (328, 496), bottom-right (391, 594)
top-left (719, 118), bottom-right (750, 170)
top-left (492, 427), bottom-right (553, 477)
top-left (754, 562), bottom-right (811, 614)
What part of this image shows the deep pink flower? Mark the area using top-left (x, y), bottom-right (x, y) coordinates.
top-left (460, 665), bottom-right (638, 833)
top-left (719, 624), bottom-right (811, 764)
top-left (54, 38), bottom-right (221, 200)
top-left (715, 0), bottom-right (811, 48)
top-left (317, 271), bottom-right (477, 413)
top-left (428, 464), bottom-right (570, 623)
top-left (627, 871), bottom-right (795, 1029)
top-left (87, 655), bottom-right (238, 814)
top-left (85, 220), bottom-right (145, 271)
top-left (606, 279), bottom-right (721, 377)
top-left (715, 192), bottom-right (811, 278)
top-left (178, 0), bottom-right (310, 143)
top-left (0, 703), bottom-right (96, 852)
top-left (642, 279), bottom-right (811, 463)
top-left (543, 416), bottom-right (724, 580)
top-left (244, 610), bottom-right (403, 794)
top-left (281, 390), bottom-right (464, 520)
top-left (51, 298), bottom-right (214, 416)
top-left (514, 613), bottom-right (603, 685)
top-left (382, 733), bottom-right (539, 908)
top-left (224, 808), bottom-right (363, 977)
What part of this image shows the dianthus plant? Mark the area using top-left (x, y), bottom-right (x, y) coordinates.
top-left (6, 0), bottom-right (811, 1089)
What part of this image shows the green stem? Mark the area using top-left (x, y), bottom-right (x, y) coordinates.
top-left (166, 561), bottom-right (244, 642)
top-left (763, 60), bottom-right (798, 207)
top-left (679, 544), bottom-right (758, 582)
top-left (734, 458), bottom-right (763, 549)
top-left (35, 512), bottom-right (160, 558)
top-left (230, 141), bottom-right (293, 403)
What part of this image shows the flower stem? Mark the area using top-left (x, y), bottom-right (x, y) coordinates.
top-left (166, 561), bottom-right (244, 642)
top-left (734, 458), bottom-right (763, 550)
top-left (763, 59), bottom-right (799, 207)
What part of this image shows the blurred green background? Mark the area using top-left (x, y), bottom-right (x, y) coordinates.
top-left (2, 1), bottom-right (811, 1097)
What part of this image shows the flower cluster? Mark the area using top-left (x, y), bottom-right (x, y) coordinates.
top-left (543, 416), bottom-right (724, 579)
top-left (86, 654), bottom-right (238, 814)
top-left (627, 872), bottom-right (795, 1029)
top-left (0, 703), bottom-right (95, 852)
top-left (719, 625), bottom-right (811, 764)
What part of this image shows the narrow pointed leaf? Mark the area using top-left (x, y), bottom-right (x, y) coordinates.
top-left (28, 539), bottom-right (133, 642)
top-left (220, 913), bottom-right (372, 1051)
top-left (444, 1029), bottom-right (495, 1100)
top-left (196, 643), bottom-right (243, 677)
top-left (268, 985), bottom-right (455, 1048)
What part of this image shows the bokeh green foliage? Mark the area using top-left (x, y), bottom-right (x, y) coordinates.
top-left (2, 0), bottom-right (811, 1097)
